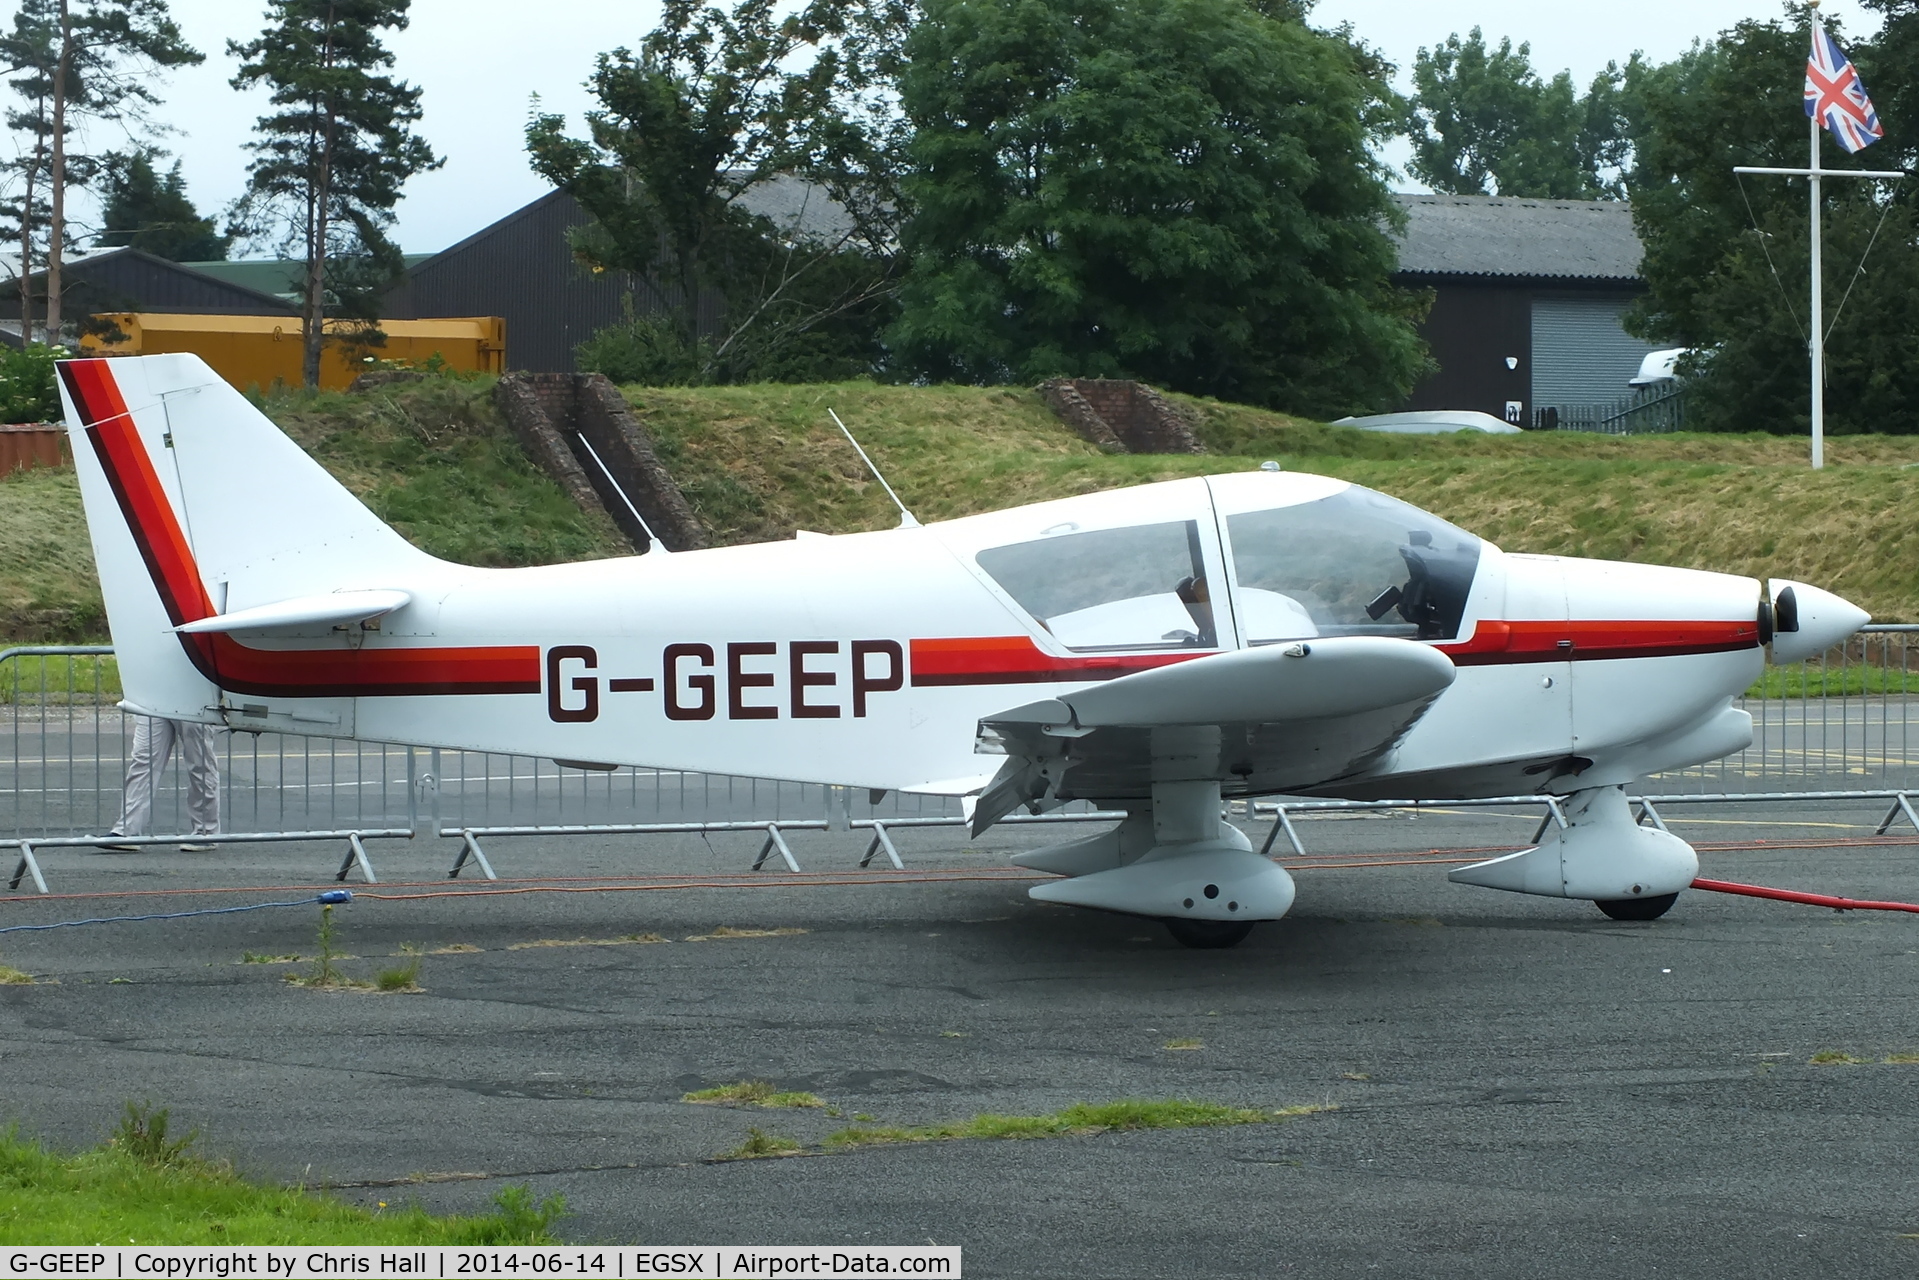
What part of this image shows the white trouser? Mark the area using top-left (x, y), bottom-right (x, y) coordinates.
top-left (113, 717), bottom-right (221, 836)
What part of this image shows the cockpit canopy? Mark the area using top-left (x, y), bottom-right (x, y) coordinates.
top-left (950, 473), bottom-right (1481, 653)
top-left (1222, 483), bottom-right (1480, 645)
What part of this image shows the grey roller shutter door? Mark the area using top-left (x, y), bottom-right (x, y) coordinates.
top-left (1530, 294), bottom-right (1662, 408)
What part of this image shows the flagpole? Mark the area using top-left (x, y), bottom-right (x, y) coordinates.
top-left (1811, 51), bottom-right (1826, 470)
top-left (1734, 5), bottom-right (1898, 470)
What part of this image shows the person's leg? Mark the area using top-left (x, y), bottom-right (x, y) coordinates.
top-left (106, 716), bottom-right (162, 847)
top-left (179, 722), bottom-right (222, 846)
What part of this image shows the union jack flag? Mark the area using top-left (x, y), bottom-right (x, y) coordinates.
top-left (1805, 24), bottom-right (1884, 153)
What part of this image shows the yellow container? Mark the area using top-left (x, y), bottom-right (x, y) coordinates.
top-left (79, 313), bottom-right (507, 391)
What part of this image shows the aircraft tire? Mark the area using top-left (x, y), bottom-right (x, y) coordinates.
top-left (1593, 892), bottom-right (1679, 921)
top-left (1164, 918), bottom-right (1257, 949)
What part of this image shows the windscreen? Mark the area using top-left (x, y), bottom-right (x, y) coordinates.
top-left (1226, 488), bottom-right (1479, 643)
top-left (975, 519), bottom-right (1217, 652)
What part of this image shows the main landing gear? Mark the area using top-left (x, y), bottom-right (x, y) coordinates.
top-left (1162, 918), bottom-right (1259, 949)
top-left (1011, 779), bottom-right (1295, 950)
top-left (1594, 892), bottom-right (1679, 921)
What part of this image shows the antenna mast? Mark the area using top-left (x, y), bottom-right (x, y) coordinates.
top-left (828, 408), bottom-right (920, 528)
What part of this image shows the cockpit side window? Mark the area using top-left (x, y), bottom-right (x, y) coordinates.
top-left (1226, 490), bottom-right (1480, 643)
top-left (976, 520), bottom-right (1217, 652)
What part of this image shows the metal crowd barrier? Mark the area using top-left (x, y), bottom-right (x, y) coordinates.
top-left (3, 629), bottom-right (1917, 893)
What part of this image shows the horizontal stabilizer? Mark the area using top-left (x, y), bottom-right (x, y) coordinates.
top-left (174, 589), bottom-right (412, 634)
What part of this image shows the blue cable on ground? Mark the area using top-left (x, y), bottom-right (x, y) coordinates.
top-left (0, 889), bottom-right (352, 935)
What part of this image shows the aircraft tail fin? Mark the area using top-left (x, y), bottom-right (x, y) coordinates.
top-left (58, 354), bottom-right (434, 721)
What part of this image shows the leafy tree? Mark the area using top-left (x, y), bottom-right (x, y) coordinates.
top-left (96, 148), bottom-right (228, 260)
top-left (228, 0), bottom-right (440, 387)
top-left (1404, 27), bottom-right (1627, 199)
top-left (528, 1), bottom-right (910, 384)
top-left (890, 0), bottom-right (1426, 417)
top-left (1624, 13), bottom-right (1919, 433)
top-left (0, 0), bottom-right (201, 339)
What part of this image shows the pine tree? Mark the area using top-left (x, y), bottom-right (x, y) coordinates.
top-left (2, 0), bottom-right (202, 339)
top-left (228, 0), bottom-right (439, 387)
top-left (97, 149), bottom-right (228, 260)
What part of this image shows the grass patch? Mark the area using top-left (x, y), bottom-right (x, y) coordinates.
top-left (1162, 1038), bottom-right (1204, 1052)
top-left (0, 966), bottom-right (36, 985)
top-left (0, 651), bottom-right (119, 705)
top-left (505, 934), bottom-right (668, 950)
top-left (239, 953), bottom-right (304, 966)
top-left (717, 1129), bottom-right (802, 1161)
top-left (684, 926), bottom-right (807, 941)
top-left (820, 1100), bottom-right (1330, 1152)
top-left (375, 950), bottom-right (423, 994)
top-left (1809, 1050), bottom-right (1865, 1064)
top-left (683, 1081), bottom-right (826, 1109)
top-left (0, 1109), bottom-right (566, 1244)
top-left (1883, 1053), bottom-right (1919, 1064)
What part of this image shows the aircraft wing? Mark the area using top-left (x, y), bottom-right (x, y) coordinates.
top-left (970, 637), bottom-right (1456, 834)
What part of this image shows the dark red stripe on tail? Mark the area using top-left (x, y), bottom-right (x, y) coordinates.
top-left (62, 358), bottom-right (540, 699)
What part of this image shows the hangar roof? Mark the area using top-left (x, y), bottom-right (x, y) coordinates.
top-left (1391, 194), bottom-right (1644, 282)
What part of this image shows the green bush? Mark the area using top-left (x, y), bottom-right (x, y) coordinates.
top-left (0, 344), bottom-right (63, 424)
top-left (576, 309), bottom-right (710, 387)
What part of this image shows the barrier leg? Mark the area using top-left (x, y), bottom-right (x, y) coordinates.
top-left (336, 833), bottom-right (379, 884)
top-left (752, 824), bottom-right (801, 872)
top-left (861, 822), bottom-right (904, 870)
top-left (9, 842), bottom-right (48, 895)
top-left (1634, 799), bottom-right (1670, 833)
top-left (1257, 806), bottom-right (1306, 858)
top-left (1873, 793), bottom-right (1919, 836)
top-left (449, 831), bottom-right (497, 881)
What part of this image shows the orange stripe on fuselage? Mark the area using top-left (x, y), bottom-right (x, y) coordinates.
top-left (61, 359), bottom-right (540, 699)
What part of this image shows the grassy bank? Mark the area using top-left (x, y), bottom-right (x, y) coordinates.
top-left (6, 375), bottom-right (1918, 642)
top-left (0, 1109), bottom-right (563, 1245)
top-left (628, 382), bottom-right (1919, 621)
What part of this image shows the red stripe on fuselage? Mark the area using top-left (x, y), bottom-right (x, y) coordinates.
top-left (910, 636), bottom-right (1206, 686)
top-left (911, 620), bottom-right (1759, 688)
top-left (1436, 618), bottom-right (1761, 665)
top-left (61, 359), bottom-right (540, 698)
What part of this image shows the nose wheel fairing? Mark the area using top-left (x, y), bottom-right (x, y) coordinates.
top-left (1448, 785), bottom-right (1698, 902)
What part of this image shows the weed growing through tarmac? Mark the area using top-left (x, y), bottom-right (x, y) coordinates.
top-left (376, 945), bottom-right (424, 994)
top-left (707, 1100), bottom-right (1336, 1162)
top-left (428, 942), bottom-right (481, 954)
top-left (1809, 1050), bottom-right (1865, 1064)
top-left (0, 963), bottom-right (34, 985)
top-left (1163, 1038), bottom-right (1204, 1051)
top-left (281, 907), bottom-right (419, 993)
top-left (1883, 1052), bottom-right (1919, 1063)
top-left (683, 1081), bottom-right (825, 1109)
top-left (684, 926), bottom-right (807, 941)
top-left (821, 1100), bottom-right (1324, 1151)
top-left (239, 952), bottom-right (304, 965)
top-left (720, 1129), bottom-right (802, 1160)
top-left (505, 934), bottom-right (667, 950)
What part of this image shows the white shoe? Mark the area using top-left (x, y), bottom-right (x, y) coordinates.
top-left (97, 835), bottom-right (139, 853)
top-left (179, 840), bottom-right (218, 852)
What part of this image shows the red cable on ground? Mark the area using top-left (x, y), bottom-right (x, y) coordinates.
top-left (1690, 876), bottom-right (1919, 914)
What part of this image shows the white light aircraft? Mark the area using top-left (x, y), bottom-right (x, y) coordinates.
top-left (59, 355), bottom-right (1869, 947)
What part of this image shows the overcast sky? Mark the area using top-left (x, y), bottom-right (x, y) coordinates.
top-left (47, 0), bottom-right (1890, 257)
